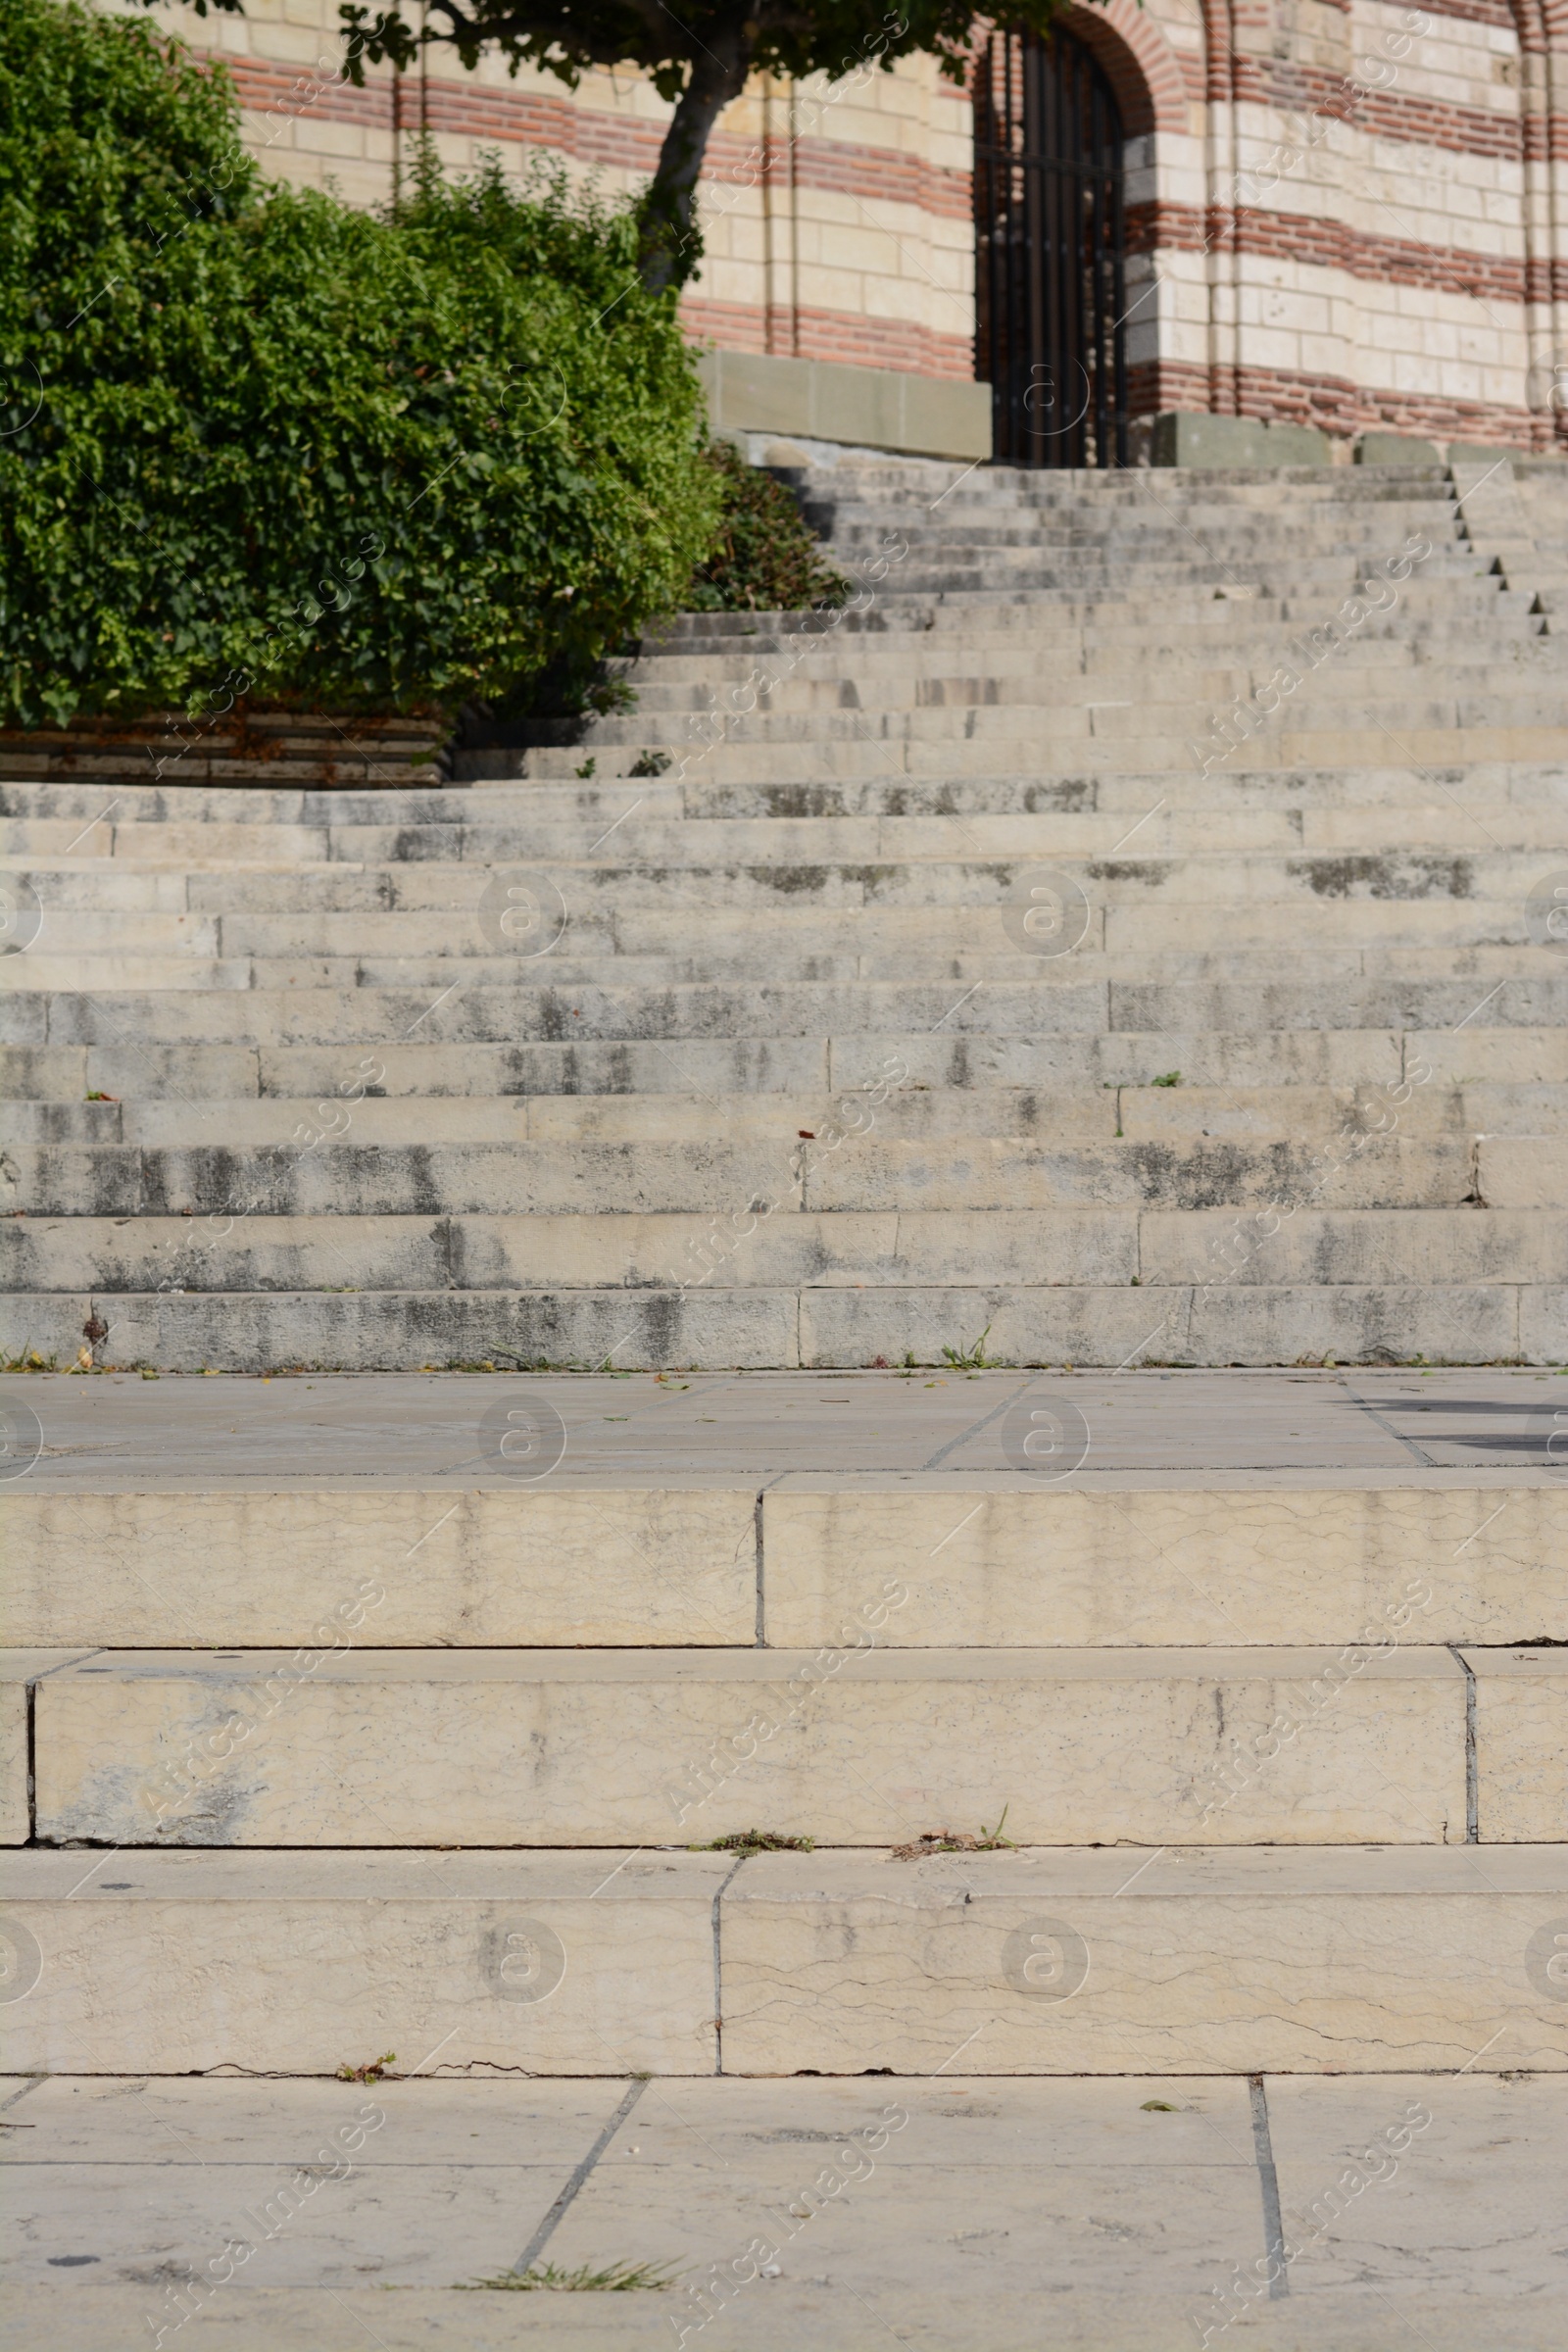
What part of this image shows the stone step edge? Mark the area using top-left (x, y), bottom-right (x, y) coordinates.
top-left (3, 1282), bottom-right (1558, 1374)
top-left (3, 1844), bottom-right (1563, 2077)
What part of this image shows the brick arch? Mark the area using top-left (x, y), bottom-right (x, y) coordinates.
top-left (1054, 0), bottom-right (1189, 138)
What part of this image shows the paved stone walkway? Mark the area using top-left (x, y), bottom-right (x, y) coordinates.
top-left (7, 1364), bottom-right (1564, 1489)
top-left (4, 2074), bottom-right (1562, 2350)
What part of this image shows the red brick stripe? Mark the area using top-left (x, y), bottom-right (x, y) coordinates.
top-left (1128, 357), bottom-right (1562, 451)
top-left (1240, 57), bottom-right (1529, 162)
top-left (226, 59), bottom-right (970, 218)
top-left (678, 296), bottom-right (974, 382)
top-left (1124, 197), bottom-right (1553, 303)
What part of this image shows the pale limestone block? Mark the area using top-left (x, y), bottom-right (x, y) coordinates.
top-left (1139, 1207), bottom-right (1564, 1288)
top-left (1465, 1650), bottom-right (1568, 1842)
top-left (797, 220), bottom-right (903, 277)
top-left (763, 1486), bottom-right (1564, 1650)
top-left (1241, 328), bottom-right (1305, 375)
top-left (1300, 334), bottom-right (1354, 380)
top-left (1476, 1139), bottom-right (1568, 1210)
top-left (1415, 1032), bottom-right (1568, 1086)
top-left (5, 1489), bottom-right (755, 1648)
top-left (290, 120), bottom-right (369, 164)
top-left (1264, 2072), bottom-right (1568, 2299)
top-left (243, 20), bottom-right (324, 67)
top-left (792, 265), bottom-right (867, 317)
top-left (31, 1646), bottom-right (1465, 1848)
top-left (719, 1846), bottom-right (1568, 2076)
top-left (0, 1849), bottom-right (723, 2076)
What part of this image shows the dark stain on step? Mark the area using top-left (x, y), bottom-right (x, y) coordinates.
top-left (1289, 855), bottom-right (1476, 900)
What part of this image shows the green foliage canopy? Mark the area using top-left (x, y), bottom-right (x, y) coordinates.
top-left (0, 0), bottom-right (720, 727)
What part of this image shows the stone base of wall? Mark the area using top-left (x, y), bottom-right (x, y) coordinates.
top-left (699, 349), bottom-right (993, 462)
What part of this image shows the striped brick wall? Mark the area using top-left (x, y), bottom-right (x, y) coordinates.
top-left (110, 0), bottom-right (1568, 453)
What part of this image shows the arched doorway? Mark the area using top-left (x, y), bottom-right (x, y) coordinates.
top-left (974, 24), bottom-right (1129, 467)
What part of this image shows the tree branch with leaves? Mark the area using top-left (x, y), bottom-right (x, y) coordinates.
top-left (140, 0), bottom-right (1066, 291)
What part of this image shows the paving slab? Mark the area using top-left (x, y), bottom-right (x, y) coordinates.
top-left (1, 2075), bottom-right (1562, 2351)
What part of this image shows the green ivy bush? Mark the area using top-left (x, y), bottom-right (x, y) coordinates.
top-left (687, 438), bottom-right (847, 612)
top-left (0, 0), bottom-right (720, 728)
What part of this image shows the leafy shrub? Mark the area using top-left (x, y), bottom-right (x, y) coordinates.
top-left (687, 438), bottom-right (847, 612)
top-left (0, 0), bottom-right (720, 727)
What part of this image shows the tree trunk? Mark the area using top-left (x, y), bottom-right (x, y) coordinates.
top-left (638, 19), bottom-right (753, 294)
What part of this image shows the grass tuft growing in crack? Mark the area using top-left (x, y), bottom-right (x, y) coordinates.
top-left (461, 2258), bottom-right (676, 2292)
top-left (336, 2050), bottom-right (397, 2083)
top-left (691, 1830), bottom-right (815, 1855)
top-left (941, 1323), bottom-right (1003, 1370)
top-left (892, 1806), bottom-right (1015, 1860)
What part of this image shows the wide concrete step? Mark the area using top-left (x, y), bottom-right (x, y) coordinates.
top-left (652, 596), bottom-right (1544, 657)
top-left (18, 815), bottom-right (1550, 882)
top-left (558, 693), bottom-right (1568, 748)
top-left (8, 972), bottom-right (1567, 1045)
top-left (10, 800), bottom-right (1564, 882)
top-left (639, 611), bottom-right (1545, 668)
top-left (10, 1479), bottom-right (1554, 1650)
top-left (7, 845), bottom-right (1551, 905)
top-left (3, 1844), bottom-right (1562, 2075)
top-left (8, 1201), bottom-right (1559, 1287)
top-left (21, 1643), bottom-right (1492, 1847)
top-left (2, 1272), bottom-right (1554, 1369)
top-left (5, 906), bottom-right (1545, 985)
top-left (6, 1029), bottom-right (1560, 1110)
top-left (617, 654), bottom-right (1561, 710)
top-left (525, 728), bottom-right (1568, 781)
top-left (12, 1467), bottom-right (1560, 1655)
top-left (8, 1080), bottom-right (1559, 1147)
top-left (1, 1133), bottom-right (1517, 1218)
top-left (8, 761), bottom-right (1562, 825)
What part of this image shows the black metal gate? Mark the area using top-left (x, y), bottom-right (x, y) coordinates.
top-left (974, 24), bottom-right (1128, 468)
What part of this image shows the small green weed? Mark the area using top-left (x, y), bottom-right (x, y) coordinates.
top-left (942, 1323), bottom-right (1001, 1370)
top-left (691, 1830), bottom-right (814, 1856)
top-left (893, 1806), bottom-right (1014, 1860)
top-left (1151, 1071), bottom-right (1182, 1087)
top-left (462, 2259), bottom-right (675, 2293)
top-left (336, 2051), bottom-right (396, 2083)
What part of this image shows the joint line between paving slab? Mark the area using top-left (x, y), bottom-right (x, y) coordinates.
top-left (510, 2076), bottom-right (648, 2277)
top-left (1447, 1643), bottom-right (1480, 1840)
top-left (920, 1373), bottom-right (1035, 1470)
top-left (1336, 1375), bottom-right (1440, 1469)
top-left (755, 1487), bottom-right (766, 1646)
top-left (1247, 2076), bottom-right (1289, 2300)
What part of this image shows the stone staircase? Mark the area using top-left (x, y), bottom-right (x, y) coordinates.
top-left (2, 458), bottom-right (1565, 2342)
top-left (2, 460), bottom-right (1564, 1373)
top-left (4, 1372), bottom-right (1565, 2098)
